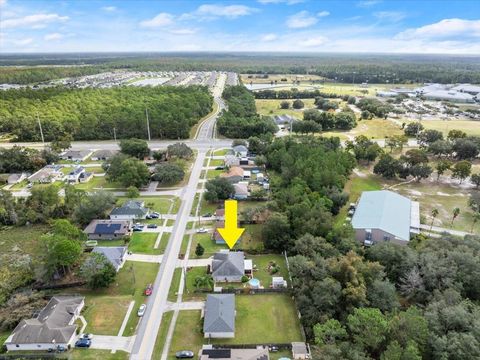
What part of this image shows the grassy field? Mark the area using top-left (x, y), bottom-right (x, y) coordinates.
top-left (250, 254), bottom-right (289, 288)
top-left (206, 169), bottom-right (224, 179)
top-left (184, 267), bottom-right (208, 301)
top-left (190, 233), bottom-right (227, 258)
top-left (212, 294), bottom-right (303, 344)
top-left (157, 232), bottom-right (170, 254)
top-left (83, 295), bottom-right (131, 335)
top-left (70, 349), bottom-right (129, 359)
top-left (168, 310), bottom-right (204, 360)
top-left (128, 232), bottom-right (161, 254)
top-left (0, 225), bottom-right (47, 259)
top-left (152, 311), bottom-right (174, 360)
top-left (209, 159), bottom-right (224, 167)
top-left (403, 119), bottom-right (480, 137)
top-left (168, 268), bottom-right (182, 302)
top-left (213, 148), bottom-right (230, 156)
top-left (255, 98), bottom-right (316, 118)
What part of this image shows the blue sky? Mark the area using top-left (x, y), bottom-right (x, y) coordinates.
top-left (1, 0), bottom-right (479, 53)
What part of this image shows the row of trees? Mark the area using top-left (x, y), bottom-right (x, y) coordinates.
top-left (216, 85), bottom-right (277, 138)
top-left (255, 89), bottom-right (348, 100)
top-left (303, 107), bottom-right (357, 131)
top-left (0, 85), bottom-right (213, 141)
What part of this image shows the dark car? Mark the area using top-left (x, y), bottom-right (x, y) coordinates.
top-left (149, 213), bottom-right (160, 219)
top-left (147, 224), bottom-right (158, 229)
top-left (203, 213), bottom-right (212, 217)
top-left (215, 166), bottom-right (225, 170)
top-left (176, 350), bottom-right (194, 359)
top-left (132, 227), bottom-right (143, 232)
top-left (75, 339), bottom-right (91, 348)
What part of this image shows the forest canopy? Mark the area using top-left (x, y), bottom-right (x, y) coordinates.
top-left (0, 85), bottom-right (213, 141)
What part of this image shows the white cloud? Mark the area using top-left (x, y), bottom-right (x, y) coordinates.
top-left (101, 6), bottom-right (117, 12)
top-left (0, 0), bottom-right (7, 6)
top-left (396, 18), bottom-right (480, 40)
top-left (12, 38), bottom-right (33, 46)
top-left (261, 33), bottom-right (278, 41)
top-left (258, 0), bottom-right (305, 4)
top-left (194, 4), bottom-right (259, 19)
top-left (2, 13), bottom-right (69, 29)
top-left (357, 0), bottom-right (381, 7)
top-left (374, 11), bottom-right (406, 22)
top-left (140, 12), bottom-right (174, 28)
top-left (286, 10), bottom-right (329, 29)
top-left (44, 32), bottom-right (63, 41)
top-left (169, 28), bottom-right (197, 35)
top-left (300, 36), bottom-right (328, 47)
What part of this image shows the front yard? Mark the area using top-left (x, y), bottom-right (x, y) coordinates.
top-left (128, 232), bottom-right (161, 254)
top-left (117, 196), bottom-right (178, 214)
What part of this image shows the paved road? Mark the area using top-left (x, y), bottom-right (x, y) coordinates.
top-left (129, 78), bottom-right (227, 358)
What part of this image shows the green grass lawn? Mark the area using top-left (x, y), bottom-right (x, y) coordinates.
top-left (207, 169), bottom-right (223, 179)
top-left (152, 311), bottom-right (174, 360)
top-left (157, 232), bottom-right (170, 254)
top-left (403, 119), bottom-right (480, 137)
top-left (213, 148), bottom-right (230, 156)
top-left (71, 261), bottom-right (159, 337)
top-left (191, 193), bottom-right (200, 216)
top-left (211, 294), bottom-right (303, 345)
top-left (70, 349), bottom-right (129, 360)
top-left (240, 224), bottom-right (264, 251)
top-left (250, 254), bottom-right (290, 288)
top-left (180, 235), bottom-right (190, 256)
top-left (128, 232), bottom-right (161, 254)
top-left (75, 176), bottom-right (109, 190)
top-left (83, 295), bottom-right (131, 335)
top-left (168, 310), bottom-right (204, 360)
top-left (184, 266), bottom-right (208, 300)
top-left (209, 159), bottom-right (224, 167)
top-left (255, 98), bottom-right (316, 118)
top-left (190, 233), bottom-right (228, 258)
top-left (199, 198), bottom-right (219, 216)
top-left (168, 268), bottom-right (182, 302)
top-left (0, 225), bottom-right (47, 260)
top-left (95, 238), bottom-right (128, 247)
top-left (8, 179), bottom-right (28, 190)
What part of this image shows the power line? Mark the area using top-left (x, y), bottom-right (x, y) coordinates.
top-left (145, 107), bottom-right (151, 141)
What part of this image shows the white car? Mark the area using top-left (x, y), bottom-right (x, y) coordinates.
top-left (196, 228), bottom-right (208, 233)
top-left (137, 304), bottom-right (147, 317)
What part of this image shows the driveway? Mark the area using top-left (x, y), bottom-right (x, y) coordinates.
top-left (89, 335), bottom-right (136, 353)
top-left (126, 253), bottom-right (163, 263)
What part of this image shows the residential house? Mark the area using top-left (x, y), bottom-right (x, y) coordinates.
top-left (7, 173), bottom-right (27, 185)
top-left (213, 220), bottom-right (226, 245)
top-left (233, 182), bottom-right (249, 200)
top-left (110, 200), bottom-right (149, 220)
top-left (220, 166), bottom-right (244, 184)
top-left (91, 149), bottom-right (117, 161)
top-left (66, 166), bottom-right (86, 183)
top-left (273, 114), bottom-right (296, 130)
top-left (351, 190), bottom-right (420, 246)
top-left (215, 208), bottom-right (225, 221)
top-left (203, 294), bottom-right (235, 339)
top-left (292, 342), bottom-right (309, 360)
top-left (92, 246), bottom-right (127, 272)
top-left (211, 251), bottom-right (248, 282)
top-left (60, 150), bottom-right (92, 162)
top-left (83, 219), bottom-right (131, 240)
top-left (232, 145), bottom-right (248, 157)
top-left (79, 171), bottom-right (93, 183)
top-left (28, 165), bottom-right (63, 184)
top-left (199, 347), bottom-right (269, 360)
top-left (4, 296), bottom-right (84, 351)
top-left (224, 155), bottom-right (240, 167)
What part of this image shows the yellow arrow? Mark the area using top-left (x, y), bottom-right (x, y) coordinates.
top-left (217, 199), bottom-right (245, 249)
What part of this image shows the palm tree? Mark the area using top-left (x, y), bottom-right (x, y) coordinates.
top-left (471, 213), bottom-right (480, 233)
top-left (430, 208), bottom-right (439, 232)
top-left (451, 208), bottom-right (460, 227)
top-left (194, 275), bottom-right (214, 290)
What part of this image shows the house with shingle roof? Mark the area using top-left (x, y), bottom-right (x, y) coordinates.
top-left (60, 150), bottom-right (92, 162)
top-left (211, 251), bottom-right (245, 282)
top-left (220, 166), bottom-right (244, 184)
top-left (203, 294), bottom-right (235, 339)
top-left (110, 200), bottom-right (149, 220)
top-left (91, 149), bottom-right (117, 161)
top-left (4, 296), bottom-right (84, 351)
top-left (92, 246), bottom-right (127, 272)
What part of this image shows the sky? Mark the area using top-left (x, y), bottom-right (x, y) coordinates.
top-left (1, 0), bottom-right (480, 54)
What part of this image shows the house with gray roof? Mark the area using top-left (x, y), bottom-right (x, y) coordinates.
top-left (84, 219), bottom-right (131, 240)
top-left (4, 296), bottom-right (84, 351)
top-left (351, 190), bottom-right (420, 246)
top-left (91, 149), bottom-right (117, 161)
top-left (110, 200), bottom-right (149, 220)
top-left (212, 251), bottom-right (246, 282)
top-left (232, 145), bottom-right (248, 157)
top-left (28, 165), bottom-right (63, 184)
top-left (92, 246), bottom-right (127, 272)
top-left (200, 347), bottom-right (269, 360)
top-left (7, 173), bottom-right (27, 185)
top-left (60, 150), bottom-right (92, 162)
top-left (66, 166), bottom-right (86, 183)
top-left (203, 294), bottom-right (235, 338)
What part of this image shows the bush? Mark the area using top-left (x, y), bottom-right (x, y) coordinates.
top-left (241, 275), bottom-right (249, 283)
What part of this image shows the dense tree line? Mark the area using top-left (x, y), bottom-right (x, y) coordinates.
top-left (357, 98), bottom-right (395, 118)
top-left (217, 85), bottom-right (277, 138)
top-left (255, 89), bottom-right (345, 100)
top-left (0, 66), bottom-right (106, 85)
top-left (3, 53), bottom-right (480, 84)
top-left (0, 146), bottom-right (57, 174)
top-left (304, 107), bottom-right (357, 131)
top-left (0, 86), bottom-right (213, 141)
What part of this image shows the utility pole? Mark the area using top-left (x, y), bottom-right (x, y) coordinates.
top-left (145, 108), bottom-right (151, 141)
top-left (36, 112), bottom-right (45, 146)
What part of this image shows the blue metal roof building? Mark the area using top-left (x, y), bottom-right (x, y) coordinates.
top-left (352, 190), bottom-right (419, 244)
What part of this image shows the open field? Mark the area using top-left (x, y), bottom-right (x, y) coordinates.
top-left (70, 349), bottom-right (129, 360)
top-left (128, 232), bottom-right (161, 254)
top-left (255, 99), bottom-right (316, 118)
top-left (0, 225), bottom-right (47, 259)
top-left (83, 295), bottom-right (131, 335)
top-left (403, 119), bottom-right (480, 137)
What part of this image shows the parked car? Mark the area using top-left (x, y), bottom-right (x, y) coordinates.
top-left (215, 166), bottom-right (224, 170)
top-left (132, 227), bottom-right (143, 232)
top-left (203, 213), bottom-right (212, 217)
top-left (75, 339), bottom-right (91, 348)
top-left (269, 345), bottom-right (279, 352)
top-left (137, 304), bottom-right (147, 316)
top-left (175, 350), bottom-right (194, 359)
top-left (147, 224), bottom-right (158, 229)
top-left (27, 183), bottom-right (33, 189)
top-left (82, 333), bottom-right (93, 340)
top-left (196, 228), bottom-right (207, 233)
top-left (150, 212), bottom-right (160, 218)
top-left (145, 284), bottom-right (153, 296)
